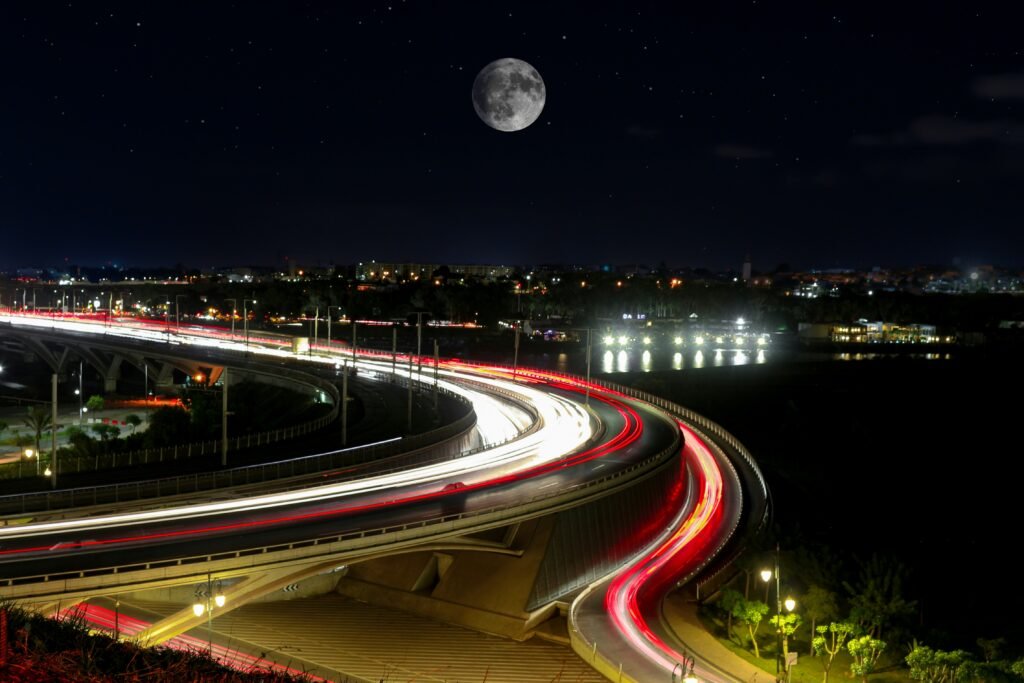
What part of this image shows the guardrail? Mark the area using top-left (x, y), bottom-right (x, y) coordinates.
top-left (444, 360), bottom-right (770, 601)
top-left (2, 431), bottom-right (681, 598)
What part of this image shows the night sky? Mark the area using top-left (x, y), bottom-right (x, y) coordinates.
top-left (2, 2), bottom-right (1022, 271)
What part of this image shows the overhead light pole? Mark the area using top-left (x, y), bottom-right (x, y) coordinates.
top-left (192, 573), bottom-right (225, 656)
top-left (327, 305), bottom-right (343, 352)
top-left (224, 298), bottom-right (237, 339)
top-left (242, 299), bottom-right (257, 350)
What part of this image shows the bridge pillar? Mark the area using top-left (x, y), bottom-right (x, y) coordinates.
top-left (155, 363), bottom-right (176, 390)
top-left (102, 355), bottom-right (124, 392)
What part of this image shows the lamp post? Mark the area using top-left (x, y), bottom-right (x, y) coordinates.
top-left (327, 305), bottom-right (343, 352)
top-left (192, 574), bottom-right (225, 656)
top-left (175, 294), bottom-right (186, 330)
top-left (76, 360), bottom-right (83, 424)
top-left (672, 649), bottom-right (698, 683)
top-left (242, 299), bottom-right (257, 350)
top-left (24, 448), bottom-right (37, 476)
top-left (763, 544), bottom-right (785, 682)
top-left (224, 298), bottom-right (237, 339)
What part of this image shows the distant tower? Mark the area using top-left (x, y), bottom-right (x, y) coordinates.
top-left (742, 253), bottom-right (752, 283)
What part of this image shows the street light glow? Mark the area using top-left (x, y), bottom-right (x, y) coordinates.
top-left (785, 597), bottom-right (796, 612)
top-left (760, 569), bottom-right (772, 582)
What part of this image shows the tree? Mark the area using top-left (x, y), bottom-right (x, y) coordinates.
top-left (843, 554), bottom-right (916, 639)
top-left (812, 622), bottom-right (854, 683)
top-left (1011, 659), bottom-right (1024, 678)
top-left (86, 395), bottom-right (105, 412)
top-left (124, 414), bottom-right (142, 433)
top-left (21, 405), bottom-right (53, 455)
top-left (848, 635), bottom-right (886, 683)
top-left (90, 424), bottom-right (121, 451)
top-left (906, 643), bottom-right (972, 683)
top-left (976, 637), bottom-right (1005, 663)
top-left (802, 585), bottom-right (839, 655)
top-left (770, 612), bottom-right (803, 676)
top-left (718, 589), bottom-right (743, 643)
top-left (735, 598), bottom-right (770, 658)
top-left (0, 420), bottom-right (7, 439)
top-left (144, 406), bottom-right (191, 447)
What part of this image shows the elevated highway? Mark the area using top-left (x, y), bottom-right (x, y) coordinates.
top-left (0, 312), bottom-right (768, 681)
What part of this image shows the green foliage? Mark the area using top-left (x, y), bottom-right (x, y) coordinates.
top-left (803, 584), bottom-right (839, 625)
top-left (124, 413), bottom-right (142, 432)
top-left (1011, 659), bottom-right (1024, 678)
top-left (906, 643), bottom-right (973, 683)
top-left (719, 588), bottom-right (744, 643)
top-left (813, 622), bottom-right (855, 683)
top-left (144, 406), bottom-right (191, 447)
top-left (21, 405), bottom-right (53, 452)
top-left (770, 612), bottom-right (802, 636)
top-left (85, 394), bottom-right (105, 411)
top-left (734, 598), bottom-right (770, 659)
top-left (976, 637), bottom-right (1005, 663)
top-left (843, 554), bottom-right (917, 640)
top-left (90, 423), bottom-right (121, 448)
top-left (848, 635), bottom-right (886, 682)
top-left (0, 419), bottom-right (7, 435)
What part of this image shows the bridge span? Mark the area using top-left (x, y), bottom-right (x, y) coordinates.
top-left (0, 312), bottom-right (767, 682)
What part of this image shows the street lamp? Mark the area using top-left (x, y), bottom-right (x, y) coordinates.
top-left (192, 574), bottom-right (226, 655)
top-left (24, 448), bottom-right (38, 476)
top-left (672, 649), bottom-right (698, 683)
top-left (762, 544), bottom-right (785, 682)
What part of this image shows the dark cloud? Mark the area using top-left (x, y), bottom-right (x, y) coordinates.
top-left (973, 72), bottom-right (1024, 100)
top-left (851, 115), bottom-right (1024, 147)
top-left (909, 115), bottom-right (1024, 145)
top-left (713, 144), bottom-right (773, 160)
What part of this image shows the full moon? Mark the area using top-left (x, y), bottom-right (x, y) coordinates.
top-left (472, 58), bottom-right (546, 132)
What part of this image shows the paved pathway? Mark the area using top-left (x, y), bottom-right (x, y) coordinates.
top-left (132, 594), bottom-right (604, 683)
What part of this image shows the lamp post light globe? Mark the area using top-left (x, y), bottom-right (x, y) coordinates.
top-left (760, 569), bottom-right (772, 583)
top-left (785, 597), bottom-right (796, 612)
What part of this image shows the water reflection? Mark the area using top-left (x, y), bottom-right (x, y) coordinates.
top-left (641, 350), bottom-right (652, 372)
top-left (602, 350), bottom-right (614, 374)
top-left (756, 349), bottom-right (766, 364)
top-left (672, 352), bottom-right (683, 370)
top-left (556, 352), bottom-right (568, 373)
top-left (733, 350), bottom-right (749, 366)
top-left (693, 350), bottom-right (705, 369)
top-left (616, 350), bottom-right (629, 373)
top-left (713, 349), bottom-right (724, 367)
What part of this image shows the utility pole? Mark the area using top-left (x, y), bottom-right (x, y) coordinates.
top-left (50, 373), bottom-right (58, 488)
top-left (433, 339), bottom-right (439, 412)
top-left (415, 311), bottom-right (424, 382)
top-left (341, 361), bottom-right (348, 447)
top-left (406, 355), bottom-right (413, 432)
top-left (221, 368), bottom-right (229, 466)
top-left (512, 323), bottom-right (521, 380)
top-left (78, 360), bottom-right (84, 423)
top-left (391, 326), bottom-right (397, 380)
top-left (585, 328), bottom-right (592, 406)
top-left (312, 306), bottom-right (319, 356)
top-left (352, 320), bottom-right (357, 363)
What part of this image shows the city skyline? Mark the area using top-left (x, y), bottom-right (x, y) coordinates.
top-left (3, 3), bottom-right (1022, 268)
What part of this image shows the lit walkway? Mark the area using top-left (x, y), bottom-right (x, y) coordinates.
top-left (132, 594), bottom-right (604, 683)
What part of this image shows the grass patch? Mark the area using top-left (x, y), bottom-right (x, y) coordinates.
top-left (697, 607), bottom-right (913, 683)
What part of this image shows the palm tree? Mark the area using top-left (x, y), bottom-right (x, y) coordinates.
top-left (21, 405), bottom-right (53, 456)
